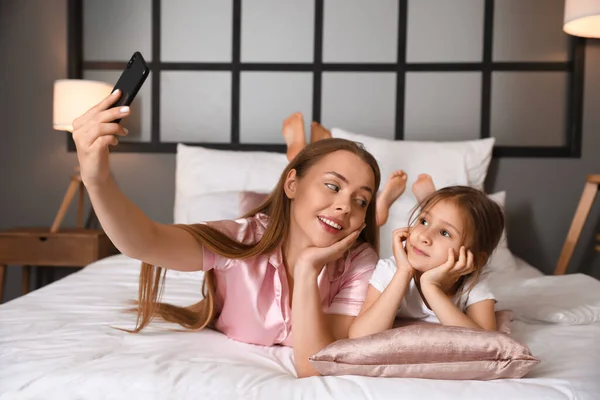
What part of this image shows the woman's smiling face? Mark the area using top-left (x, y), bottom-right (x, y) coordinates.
top-left (285, 150), bottom-right (375, 248)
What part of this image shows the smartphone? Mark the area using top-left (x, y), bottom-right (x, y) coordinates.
top-left (112, 51), bottom-right (150, 123)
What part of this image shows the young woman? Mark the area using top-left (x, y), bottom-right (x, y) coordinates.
top-left (70, 90), bottom-right (383, 378)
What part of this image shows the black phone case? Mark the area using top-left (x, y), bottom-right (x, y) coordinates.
top-left (112, 51), bottom-right (149, 123)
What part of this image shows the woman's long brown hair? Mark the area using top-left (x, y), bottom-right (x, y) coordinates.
top-left (130, 138), bottom-right (381, 333)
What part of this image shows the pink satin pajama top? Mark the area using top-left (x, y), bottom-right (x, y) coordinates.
top-left (201, 213), bottom-right (378, 347)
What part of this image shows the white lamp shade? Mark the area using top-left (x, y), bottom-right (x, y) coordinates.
top-left (564, 0), bottom-right (600, 38)
top-left (53, 79), bottom-right (113, 132)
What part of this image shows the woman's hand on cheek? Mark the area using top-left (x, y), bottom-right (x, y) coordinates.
top-left (295, 224), bottom-right (365, 279)
top-left (420, 246), bottom-right (474, 289)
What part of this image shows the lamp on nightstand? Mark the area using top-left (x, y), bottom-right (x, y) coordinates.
top-left (52, 79), bottom-right (113, 233)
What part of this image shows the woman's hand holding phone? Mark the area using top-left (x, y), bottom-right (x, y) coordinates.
top-left (71, 90), bottom-right (130, 188)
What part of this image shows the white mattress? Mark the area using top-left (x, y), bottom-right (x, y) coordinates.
top-left (1, 255), bottom-right (599, 400)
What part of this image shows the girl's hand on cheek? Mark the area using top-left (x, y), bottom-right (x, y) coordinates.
top-left (420, 246), bottom-right (474, 288)
top-left (296, 224), bottom-right (365, 278)
top-left (392, 228), bottom-right (415, 278)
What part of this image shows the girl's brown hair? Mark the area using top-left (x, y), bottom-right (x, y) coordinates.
top-left (129, 138), bottom-right (381, 333)
top-left (408, 186), bottom-right (505, 293)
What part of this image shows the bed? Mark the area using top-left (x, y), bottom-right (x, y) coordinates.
top-left (2, 136), bottom-right (600, 399)
top-left (1, 254), bottom-right (599, 400)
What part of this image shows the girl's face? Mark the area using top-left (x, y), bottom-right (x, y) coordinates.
top-left (285, 150), bottom-right (375, 248)
top-left (407, 199), bottom-right (467, 272)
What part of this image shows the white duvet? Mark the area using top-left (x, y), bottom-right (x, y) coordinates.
top-left (1, 255), bottom-right (599, 400)
top-left (491, 269), bottom-right (600, 325)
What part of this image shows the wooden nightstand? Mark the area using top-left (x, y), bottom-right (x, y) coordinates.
top-left (0, 228), bottom-right (119, 301)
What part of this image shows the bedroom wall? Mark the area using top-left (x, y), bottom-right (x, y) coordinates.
top-left (1, 0), bottom-right (599, 304)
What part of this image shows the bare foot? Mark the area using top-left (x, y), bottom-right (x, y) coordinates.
top-left (412, 174), bottom-right (436, 203)
top-left (282, 112), bottom-right (307, 161)
top-left (376, 170), bottom-right (408, 226)
top-left (310, 121), bottom-right (332, 143)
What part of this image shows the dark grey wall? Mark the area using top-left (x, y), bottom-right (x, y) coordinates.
top-left (1, 0), bottom-right (599, 303)
top-left (487, 43), bottom-right (600, 280)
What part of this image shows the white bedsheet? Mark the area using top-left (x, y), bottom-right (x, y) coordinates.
top-left (1, 255), bottom-right (599, 400)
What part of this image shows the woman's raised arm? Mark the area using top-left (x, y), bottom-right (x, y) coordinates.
top-left (72, 90), bottom-right (204, 271)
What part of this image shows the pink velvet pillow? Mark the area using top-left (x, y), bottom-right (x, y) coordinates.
top-left (239, 191), bottom-right (269, 215)
top-left (309, 311), bottom-right (539, 380)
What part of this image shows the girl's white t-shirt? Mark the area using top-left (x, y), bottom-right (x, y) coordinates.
top-left (369, 257), bottom-right (496, 323)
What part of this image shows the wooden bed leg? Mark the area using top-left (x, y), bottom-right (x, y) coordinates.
top-left (0, 264), bottom-right (6, 303)
top-left (555, 177), bottom-right (599, 275)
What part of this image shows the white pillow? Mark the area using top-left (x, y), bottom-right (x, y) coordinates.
top-left (180, 191), bottom-right (243, 224)
top-left (485, 191), bottom-right (518, 273)
top-left (331, 128), bottom-right (495, 193)
top-left (174, 144), bottom-right (288, 224)
top-left (492, 273), bottom-right (600, 325)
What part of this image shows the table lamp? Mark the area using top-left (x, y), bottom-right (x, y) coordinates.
top-left (564, 0), bottom-right (600, 38)
top-left (52, 79), bottom-right (113, 233)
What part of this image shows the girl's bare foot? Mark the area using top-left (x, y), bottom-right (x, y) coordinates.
top-left (282, 112), bottom-right (307, 161)
top-left (376, 170), bottom-right (408, 226)
top-left (412, 173), bottom-right (436, 203)
top-left (310, 121), bottom-right (332, 143)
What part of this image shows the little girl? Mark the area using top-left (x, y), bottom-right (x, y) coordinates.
top-left (349, 178), bottom-right (505, 338)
